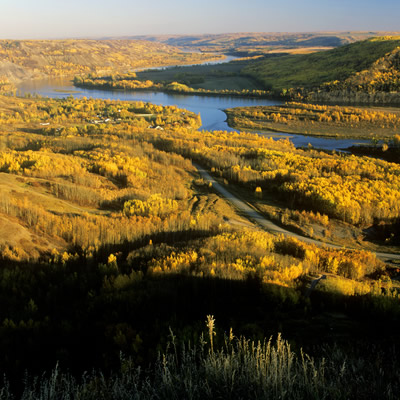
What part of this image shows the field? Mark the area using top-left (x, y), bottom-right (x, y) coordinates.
top-left (74, 59), bottom-right (270, 98)
top-left (137, 61), bottom-right (261, 91)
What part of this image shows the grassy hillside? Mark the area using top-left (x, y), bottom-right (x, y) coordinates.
top-left (74, 59), bottom-right (268, 98)
top-left (76, 36), bottom-right (400, 104)
top-left (0, 39), bottom-right (221, 82)
top-left (243, 36), bottom-right (400, 93)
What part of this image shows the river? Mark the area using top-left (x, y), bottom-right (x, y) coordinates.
top-left (16, 72), bottom-right (371, 151)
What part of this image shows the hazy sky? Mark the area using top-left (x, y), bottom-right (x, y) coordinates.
top-left (1, 0), bottom-right (399, 39)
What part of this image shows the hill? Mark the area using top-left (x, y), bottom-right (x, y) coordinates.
top-left (242, 36), bottom-right (400, 93)
top-left (121, 31), bottom-right (400, 56)
top-left (0, 39), bottom-right (221, 83)
top-left (311, 39), bottom-right (400, 104)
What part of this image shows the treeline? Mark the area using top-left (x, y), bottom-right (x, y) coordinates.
top-left (0, 76), bottom-right (15, 95)
top-left (0, 95), bottom-right (201, 129)
top-left (1, 95), bottom-right (399, 244)
top-left (0, 96), bottom-right (213, 260)
top-left (241, 36), bottom-right (400, 103)
top-left (318, 44), bottom-right (400, 94)
top-left (0, 139), bottom-right (218, 256)
top-left (231, 102), bottom-right (400, 126)
top-left (148, 230), bottom-right (385, 282)
top-left (225, 103), bottom-right (400, 139)
top-left (74, 73), bottom-right (270, 98)
top-left (141, 125), bottom-right (400, 226)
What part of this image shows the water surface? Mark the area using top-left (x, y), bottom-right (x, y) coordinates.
top-left (17, 78), bottom-right (370, 150)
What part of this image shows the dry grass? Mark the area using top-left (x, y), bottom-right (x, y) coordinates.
top-left (1, 318), bottom-right (398, 399)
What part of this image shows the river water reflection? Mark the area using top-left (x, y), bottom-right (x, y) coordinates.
top-left (17, 78), bottom-right (370, 150)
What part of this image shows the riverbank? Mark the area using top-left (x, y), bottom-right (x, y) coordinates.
top-left (74, 79), bottom-right (272, 99)
top-left (225, 103), bottom-right (400, 141)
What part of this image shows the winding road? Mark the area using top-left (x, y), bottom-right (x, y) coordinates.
top-left (194, 164), bottom-right (400, 262)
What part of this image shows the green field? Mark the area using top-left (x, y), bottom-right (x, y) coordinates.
top-left (136, 59), bottom-right (261, 91)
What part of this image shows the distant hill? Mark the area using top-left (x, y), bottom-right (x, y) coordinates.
top-left (241, 36), bottom-right (400, 103)
top-left (310, 38), bottom-right (400, 104)
top-left (121, 32), bottom-right (400, 55)
top-left (0, 39), bottom-right (219, 83)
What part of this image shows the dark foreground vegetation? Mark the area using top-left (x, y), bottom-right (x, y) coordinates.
top-left (1, 319), bottom-right (399, 399)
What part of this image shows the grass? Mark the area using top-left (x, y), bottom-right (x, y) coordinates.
top-left (136, 60), bottom-right (261, 91)
top-left (191, 76), bottom-right (260, 91)
top-left (243, 37), bottom-right (400, 91)
top-left (1, 318), bottom-right (398, 399)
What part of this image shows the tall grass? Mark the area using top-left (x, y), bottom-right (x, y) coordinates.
top-left (1, 317), bottom-right (398, 399)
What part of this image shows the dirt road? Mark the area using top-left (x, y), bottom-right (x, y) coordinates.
top-left (194, 164), bottom-right (400, 262)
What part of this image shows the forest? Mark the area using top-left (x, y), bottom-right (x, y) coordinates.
top-left (225, 102), bottom-right (400, 139)
top-left (242, 36), bottom-right (400, 94)
top-left (0, 92), bottom-right (399, 398)
top-left (73, 70), bottom-right (269, 98)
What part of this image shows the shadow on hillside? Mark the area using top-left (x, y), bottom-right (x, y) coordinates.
top-left (66, 228), bottom-right (222, 260)
top-left (363, 219), bottom-right (400, 247)
top-left (1, 254), bottom-right (400, 388)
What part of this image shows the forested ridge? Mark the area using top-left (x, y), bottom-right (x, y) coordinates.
top-left (242, 36), bottom-right (400, 103)
top-left (226, 102), bottom-right (400, 139)
top-left (71, 36), bottom-right (400, 105)
top-left (0, 39), bottom-right (221, 83)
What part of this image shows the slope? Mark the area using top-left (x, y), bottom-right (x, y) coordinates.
top-left (0, 39), bottom-right (220, 83)
top-left (242, 36), bottom-right (400, 94)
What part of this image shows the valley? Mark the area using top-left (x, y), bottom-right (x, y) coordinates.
top-left (0, 31), bottom-right (400, 398)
